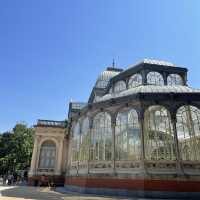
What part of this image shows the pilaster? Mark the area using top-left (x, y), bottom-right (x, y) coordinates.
top-left (29, 135), bottom-right (39, 176)
top-left (55, 138), bottom-right (64, 175)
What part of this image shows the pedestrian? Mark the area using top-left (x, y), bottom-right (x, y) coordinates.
top-left (23, 171), bottom-right (28, 182)
top-left (0, 175), bottom-right (3, 185)
top-left (17, 175), bottom-right (20, 184)
top-left (3, 175), bottom-right (7, 185)
top-left (13, 172), bottom-right (17, 185)
top-left (7, 174), bottom-right (12, 185)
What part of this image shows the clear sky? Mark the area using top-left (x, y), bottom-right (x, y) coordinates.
top-left (0, 0), bottom-right (200, 132)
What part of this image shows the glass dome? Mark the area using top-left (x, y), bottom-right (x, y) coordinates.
top-left (95, 69), bottom-right (120, 89)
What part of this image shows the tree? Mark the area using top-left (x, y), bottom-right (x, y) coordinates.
top-left (0, 123), bottom-right (34, 174)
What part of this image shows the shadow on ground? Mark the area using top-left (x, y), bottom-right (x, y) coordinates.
top-left (1, 186), bottom-right (130, 200)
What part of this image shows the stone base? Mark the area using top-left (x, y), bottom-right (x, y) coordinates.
top-left (65, 176), bottom-right (200, 199)
top-left (28, 175), bottom-right (64, 186)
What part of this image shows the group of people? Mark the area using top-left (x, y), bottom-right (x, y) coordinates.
top-left (1, 173), bottom-right (56, 189)
top-left (1, 171), bottom-right (28, 186)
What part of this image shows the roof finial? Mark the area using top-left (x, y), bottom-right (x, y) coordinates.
top-left (112, 59), bottom-right (115, 68)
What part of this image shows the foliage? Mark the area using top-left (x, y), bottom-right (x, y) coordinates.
top-left (0, 123), bottom-right (34, 174)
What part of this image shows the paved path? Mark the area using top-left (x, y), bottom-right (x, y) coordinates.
top-left (0, 185), bottom-right (137, 200)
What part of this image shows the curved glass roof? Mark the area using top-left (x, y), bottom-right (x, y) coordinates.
top-left (95, 69), bottom-right (120, 88)
top-left (96, 85), bottom-right (200, 102)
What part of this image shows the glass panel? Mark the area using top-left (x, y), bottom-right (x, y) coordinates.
top-left (115, 109), bottom-right (141, 161)
top-left (144, 106), bottom-right (175, 161)
top-left (114, 81), bottom-right (126, 93)
top-left (167, 74), bottom-right (183, 86)
top-left (147, 72), bottom-right (164, 86)
top-left (91, 112), bottom-right (112, 161)
top-left (176, 105), bottom-right (200, 161)
top-left (128, 74), bottom-right (142, 88)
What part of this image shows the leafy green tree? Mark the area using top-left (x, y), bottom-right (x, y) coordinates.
top-left (0, 123), bottom-right (34, 174)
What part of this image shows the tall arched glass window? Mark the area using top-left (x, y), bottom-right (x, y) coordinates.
top-left (114, 81), bottom-right (126, 93)
top-left (91, 112), bottom-right (112, 161)
top-left (79, 117), bottom-right (90, 162)
top-left (72, 122), bottom-right (80, 162)
top-left (147, 72), bottom-right (164, 86)
top-left (144, 106), bottom-right (175, 161)
top-left (115, 109), bottom-right (140, 161)
top-left (39, 140), bottom-right (56, 169)
top-left (167, 74), bottom-right (183, 86)
top-left (128, 74), bottom-right (142, 88)
top-left (176, 105), bottom-right (200, 161)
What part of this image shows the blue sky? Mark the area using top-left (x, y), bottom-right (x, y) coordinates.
top-left (0, 0), bottom-right (200, 132)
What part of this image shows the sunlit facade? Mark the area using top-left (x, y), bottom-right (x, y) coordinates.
top-left (29, 120), bottom-right (67, 186)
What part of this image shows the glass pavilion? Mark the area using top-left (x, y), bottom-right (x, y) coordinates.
top-left (65, 59), bottom-right (200, 197)
top-left (68, 59), bottom-right (200, 175)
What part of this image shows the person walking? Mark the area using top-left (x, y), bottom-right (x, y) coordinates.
top-left (7, 174), bottom-right (12, 185)
top-left (3, 175), bottom-right (7, 185)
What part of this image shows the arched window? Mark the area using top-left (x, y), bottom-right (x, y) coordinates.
top-left (176, 105), bottom-right (200, 161)
top-left (79, 117), bottom-right (90, 162)
top-left (128, 74), bottom-right (142, 88)
top-left (39, 140), bottom-right (56, 169)
top-left (144, 106), bottom-right (175, 161)
top-left (167, 74), bottom-right (183, 86)
top-left (147, 72), bottom-right (164, 86)
top-left (91, 112), bottom-right (112, 161)
top-left (115, 109), bottom-right (140, 161)
top-left (72, 122), bottom-right (80, 162)
top-left (114, 81), bottom-right (126, 93)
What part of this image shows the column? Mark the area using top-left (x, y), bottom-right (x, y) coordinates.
top-left (142, 70), bottom-right (147, 85)
top-left (163, 72), bottom-right (168, 85)
top-left (66, 133), bottom-right (73, 176)
top-left (171, 114), bottom-right (184, 175)
top-left (111, 114), bottom-right (116, 174)
top-left (183, 73), bottom-right (188, 86)
top-left (138, 108), bottom-right (146, 173)
top-left (56, 138), bottom-right (64, 175)
top-left (125, 78), bottom-right (129, 89)
top-left (29, 136), bottom-right (39, 176)
top-left (87, 118), bottom-right (93, 174)
top-left (77, 124), bottom-right (82, 175)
